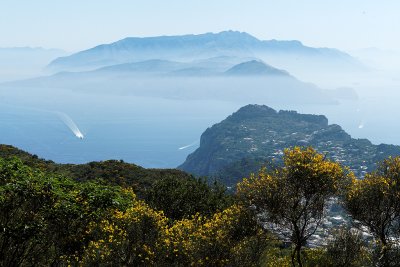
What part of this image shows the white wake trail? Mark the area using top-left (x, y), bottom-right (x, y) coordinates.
top-left (358, 119), bottom-right (365, 129)
top-left (178, 140), bottom-right (199, 150)
top-left (56, 112), bottom-right (84, 139)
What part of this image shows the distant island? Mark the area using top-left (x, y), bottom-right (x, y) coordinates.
top-left (225, 60), bottom-right (290, 77)
top-left (6, 59), bottom-right (340, 105)
top-left (179, 104), bottom-right (400, 186)
top-left (46, 31), bottom-right (364, 73)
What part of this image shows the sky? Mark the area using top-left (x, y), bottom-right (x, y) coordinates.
top-left (0, 0), bottom-right (399, 52)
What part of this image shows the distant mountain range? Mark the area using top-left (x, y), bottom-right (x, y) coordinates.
top-left (96, 59), bottom-right (187, 74)
top-left (179, 105), bottom-right (400, 186)
top-left (86, 59), bottom-right (291, 78)
top-left (6, 59), bottom-right (338, 105)
top-left (47, 31), bottom-right (364, 73)
top-left (1, 32), bottom-right (362, 106)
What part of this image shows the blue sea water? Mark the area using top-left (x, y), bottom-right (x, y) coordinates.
top-left (0, 83), bottom-right (399, 168)
top-left (0, 86), bottom-right (243, 167)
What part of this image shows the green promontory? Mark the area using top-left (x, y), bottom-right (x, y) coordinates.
top-left (179, 104), bottom-right (400, 186)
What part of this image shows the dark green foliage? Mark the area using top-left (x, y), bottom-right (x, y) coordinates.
top-left (0, 158), bottom-right (54, 266)
top-left (62, 159), bottom-right (193, 197)
top-left (145, 176), bottom-right (232, 220)
top-left (0, 157), bottom-right (135, 266)
top-left (0, 154), bottom-right (264, 266)
top-left (0, 144), bottom-right (230, 221)
top-left (44, 179), bottom-right (135, 264)
top-left (6, 142), bottom-right (400, 266)
top-left (216, 157), bottom-right (280, 188)
top-left (0, 144), bottom-right (196, 198)
top-left (0, 144), bottom-right (57, 171)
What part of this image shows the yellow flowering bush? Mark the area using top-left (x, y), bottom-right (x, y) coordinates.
top-left (237, 146), bottom-right (349, 267)
top-left (160, 204), bottom-right (260, 266)
top-left (81, 199), bottom-right (167, 266)
top-left (344, 156), bottom-right (400, 265)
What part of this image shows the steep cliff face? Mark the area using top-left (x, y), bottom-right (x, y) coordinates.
top-left (179, 105), bottom-right (400, 186)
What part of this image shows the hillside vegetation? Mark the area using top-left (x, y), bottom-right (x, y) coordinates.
top-left (3, 145), bottom-right (400, 266)
top-left (180, 105), bottom-right (400, 186)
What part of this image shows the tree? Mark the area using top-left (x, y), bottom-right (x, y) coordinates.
top-left (0, 157), bottom-right (136, 266)
top-left (0, 157), bottom-right (54, 266)
top-left (344, 156), bottom-right (400, 266)
top-left (145, 175), bottom-right (231, 220)
top-left (322, 227), bottom-right (372, 267)
top-left (237, 147), bottom-right (349, 267)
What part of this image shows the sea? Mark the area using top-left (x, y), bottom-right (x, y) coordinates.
top-left (1, 76), bottom-right (399, 168)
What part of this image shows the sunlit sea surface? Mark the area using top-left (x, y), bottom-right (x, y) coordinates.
top-left (0, 82), bottom-right (399, 168)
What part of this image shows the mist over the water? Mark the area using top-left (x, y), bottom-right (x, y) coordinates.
top-left (1, 70), bottom-right (400, 168)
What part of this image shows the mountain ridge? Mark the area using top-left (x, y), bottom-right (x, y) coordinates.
top-left (47, 31), bottom-right (361, 72)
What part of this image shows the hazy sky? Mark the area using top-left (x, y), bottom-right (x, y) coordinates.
top-left (0, 0), bottom-right (399, 52)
